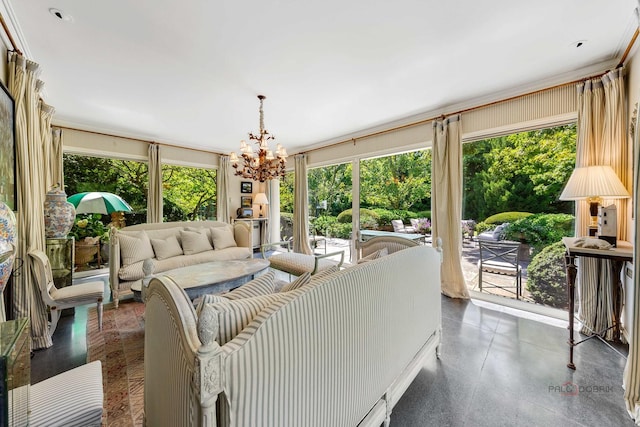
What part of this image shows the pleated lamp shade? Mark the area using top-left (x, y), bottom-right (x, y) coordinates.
top-left (559, 165), bottom-right (630, 200)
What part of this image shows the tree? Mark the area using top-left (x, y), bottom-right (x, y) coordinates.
top-left (162, 165), bottom-right (217, 220)
top-left (463, 124), bottom-right (576, 221)
top-left (308, 163), bottom-right (352, 217)
top-left (360, 150), bottom-right (431, 211)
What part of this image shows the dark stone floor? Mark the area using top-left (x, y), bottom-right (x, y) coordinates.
top-left (31, 288), bottom-right (635, 426)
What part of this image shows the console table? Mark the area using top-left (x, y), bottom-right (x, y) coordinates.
top-left (562, 237), bottom-right (632, 370)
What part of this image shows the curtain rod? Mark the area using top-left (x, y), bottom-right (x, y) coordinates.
top-left (299, 30), bottom-right (640, 156)
top-left (0, 13), bottom-right (22, 56)
top-left (56, 125), bottom-right (226, 156)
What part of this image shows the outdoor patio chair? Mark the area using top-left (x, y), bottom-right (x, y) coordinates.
top-left (477, 239), bottom-right (522, 299)
top-left (391, 219), bottom-right (416, 234)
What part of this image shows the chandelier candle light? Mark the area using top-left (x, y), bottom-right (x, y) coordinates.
top-left (230, 95), bottom-right (288, 182)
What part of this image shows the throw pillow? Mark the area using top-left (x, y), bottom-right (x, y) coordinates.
top-left (118, 231), bottom-right (155, 265)
top-left (211, 226), bottom-right (237, 250)
top-left (150, 234), bottom-right (183, 260)
top-left (224, 271), bottom-right (275, 300)
top-left (357, 247), bottom-right (389, 264)
top-left (492, 223), bottom-right (508, 240)
top-left (279, 272), bottom-right (312, 292)
top-left (197, 293), bottom-right (284, 345)
top-left (180, 229), bottom-right (213, 255)
top-left (195, 293), bottom-right (228, 317)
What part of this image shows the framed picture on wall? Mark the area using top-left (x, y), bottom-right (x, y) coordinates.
top-left (241, 181), bottom-right (252, 194)
top-left (241, 196), bottom-right (252, 208)
top-left (0, 80), bottom-right (15, 211)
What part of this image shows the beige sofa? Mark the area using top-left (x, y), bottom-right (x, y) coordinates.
top-left (144, 245), bottom-right (442, 426)
top-left (109, 220), bottom-right (252, 308)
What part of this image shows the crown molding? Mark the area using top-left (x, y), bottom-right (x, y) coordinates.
top-left (0, 0), bottom-right (31, 57)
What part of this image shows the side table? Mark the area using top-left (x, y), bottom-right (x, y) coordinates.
top-left (562, 237), bottom-right (632, 370)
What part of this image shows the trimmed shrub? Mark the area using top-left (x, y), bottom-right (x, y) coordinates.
top-left (474, 221), bottom-right (493, 234)
top-left (526, 241), bottom-right (568, 309)
top-left (484, 212), bottom-right (533, 224)
top-left (336, 208), bottom-right (379, 224)
top-left (371, 208), bottom-right (396, 227)
top-left (503, 213), bottom-right (574, 255)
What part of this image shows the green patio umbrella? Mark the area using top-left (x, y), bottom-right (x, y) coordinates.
top-left (67, 192), bottom-right (133, 214)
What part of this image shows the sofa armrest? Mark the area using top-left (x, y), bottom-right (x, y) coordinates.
top-left (233, 221), bottom-right (251, 248)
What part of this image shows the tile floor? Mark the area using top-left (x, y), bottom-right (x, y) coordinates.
top-left (31, 287), bottom-right (635, 426)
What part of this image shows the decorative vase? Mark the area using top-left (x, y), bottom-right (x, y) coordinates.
top-left (44, 187), bottom-right (76, 238)
top-left (0, 201), bottom-right (17, 293)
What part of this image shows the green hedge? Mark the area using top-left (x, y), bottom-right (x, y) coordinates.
top-left (336, 208), bottom-right (379, 224)
top-left (484, 212), bottom-right (533, 224)
top-left (526, 241), bottom-right (568, 309)
top-left (503, 213), bottom-right (574, 254)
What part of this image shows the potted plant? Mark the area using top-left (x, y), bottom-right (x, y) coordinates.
top-left (69, 214), bottom-right (107, 268)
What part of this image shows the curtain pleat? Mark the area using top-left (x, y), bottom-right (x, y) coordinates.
top-left (431, 115), bottom-right (468, 299)
top-left (575, 70), bottom-right (629, 342)
top-left (40, 101), bottom-right (55, 192)
top-left (147, 144), bottom-right (163, 223)
top-left (217, 156), bottom-right (231, 223)
top-left (51, 127), bottom-right (64, 190)
top-left (293, 154), bottom-right (313, 255)
top-left (623, 69), bottom-right (640, 423)
top-left (9, 53), bottom-right (52, 349)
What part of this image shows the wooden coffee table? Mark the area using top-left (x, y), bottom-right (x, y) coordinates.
top-left (131, 258), bottom-right (270, 302)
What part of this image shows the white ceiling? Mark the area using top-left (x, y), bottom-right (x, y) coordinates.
top-left (4, 0), bottom-right (639, 154)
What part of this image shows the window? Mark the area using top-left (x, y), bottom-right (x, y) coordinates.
top-left (161, 164), bottom-right (216, 221)
top-left (63, 153), bottom-right (148, 225)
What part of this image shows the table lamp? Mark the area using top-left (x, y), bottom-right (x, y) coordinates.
top-left (559, 165), bottom-right (630, 237)
top-left (254, 192), bottom-right (269, 217)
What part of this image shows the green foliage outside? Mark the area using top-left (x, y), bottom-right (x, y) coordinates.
top-left (463, 124), bottom-right (576, 220)
top-left (64, 154), bottom-right (218, 226)
top-left (503, 213), bottom-right (575, 255)
top-left (526, 241), bottom-right (568, 309)
top-left (474, 222), bottom-right (493, 234)
top-left (336, 208), bottom-right (378, 224)
top-left (484, 212), bottom-right (533, 225)
top-left (69, 214), bottom-right (109, 242)
top-left (360, 151), bottom-right (431, 212)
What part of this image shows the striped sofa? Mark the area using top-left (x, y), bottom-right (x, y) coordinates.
top-left (144, 245), bottom-right (442, 426)
top-left (109, 220), bottom-right (252, 308)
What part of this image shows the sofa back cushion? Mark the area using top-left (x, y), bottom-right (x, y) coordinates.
top-left (180, 229), bottom-right (213, 255)
top-left (211, 227), bottom-right (237, 250)
top-left (150, 235), bottom-right (184, 260)
top-left (118, 231), bottom-right (155, 265)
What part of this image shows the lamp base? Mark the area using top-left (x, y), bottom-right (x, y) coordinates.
top-left (587, 226), bottom-right (598, 237)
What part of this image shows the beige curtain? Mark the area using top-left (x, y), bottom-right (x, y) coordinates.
top-left (293, 154), bottom-right (313, 255)
top-left (50, 127), bottom-right (64, 190)
top-left (431, 115), bottom-right (468, 299)
top-left (8, 52), bottom-right (53, 349)
top-left (624, 85), bottom-right (640, 423)
top-left (575, 70), bottom-right (629, 341)
top-left (217, 156), bottom-right (231, 223)
top-left (147, 143), bottom-right (163, 223)
top-left (40, 102), bottom-right (55, 192)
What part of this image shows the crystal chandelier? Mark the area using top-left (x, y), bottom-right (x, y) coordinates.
top-left (229, 95), bottom-right (288, 182)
